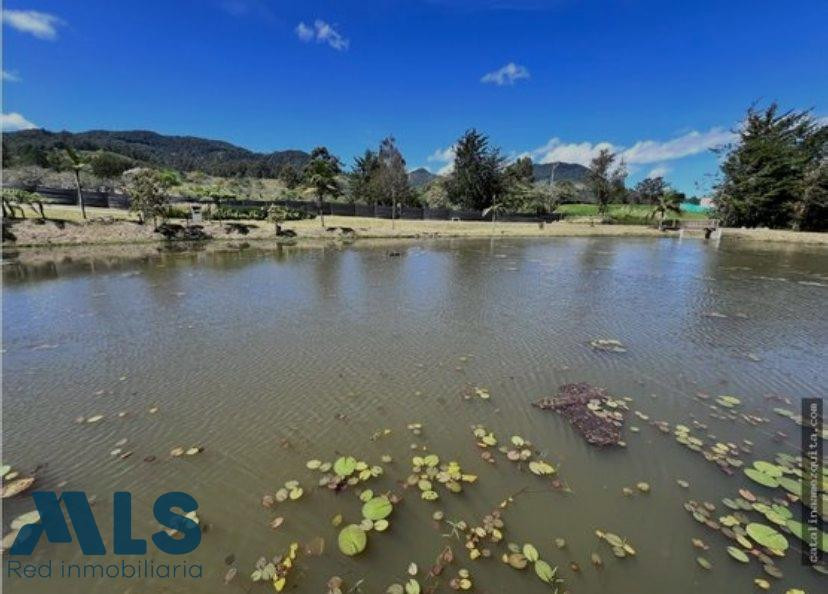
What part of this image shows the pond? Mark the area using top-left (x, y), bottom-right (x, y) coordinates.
top-left (2, 237), bottom-right (827, 593)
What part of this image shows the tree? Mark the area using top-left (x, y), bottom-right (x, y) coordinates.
top-left (445, 129), bottom-right (505, 210)
top-left (635, 176), bottom-right (667, 206)
top-left (587, 149), bottom-right (625, 220)
top-left (65, 147), bottom-right (90, 219)
top-left (715, 103), bottom-right (827, 230)
top-left (504, 156), bottom-right (534, 186)
top-left (795, 160), bottom-right (827, 231)
top-left (302, 147), bottom-right (342, 227)
top-left (278, 163), bottom-right (301, 189)
top-left (122, 168), bottom-right (172, 227)
top-left (551, 180), bottom-right (577, 204)
top-left (348, 149), bottom-right (381, 204)
top-left (91, 151), bottom-right (134, 179)
top-left (376, 136), bottom-right (412, 227)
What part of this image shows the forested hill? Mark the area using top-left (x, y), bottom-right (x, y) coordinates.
top-left (2, 129), bottom-right (310, 177)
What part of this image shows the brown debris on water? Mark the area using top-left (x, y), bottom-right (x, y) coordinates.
top-left (533, 383), bottom-right (626, 447)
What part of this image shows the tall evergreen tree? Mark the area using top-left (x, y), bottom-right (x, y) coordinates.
top-left (348, 149), bottom-right (381, 204)
top-left (715, 104), bottom-right (827, 230)
top-left (588, 149), bottom-right (626, 219)
top-left (445, 129), bottom-right (505, 210)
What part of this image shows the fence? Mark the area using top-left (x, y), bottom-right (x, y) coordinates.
top-left (7, 186), bottom-right (562, 223)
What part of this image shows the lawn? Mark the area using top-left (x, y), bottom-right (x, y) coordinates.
top-left (556, 203), bottom-right (711, 222)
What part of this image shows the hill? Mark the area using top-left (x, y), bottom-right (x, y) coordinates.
top-left (2, 129), bottom-right (309, 178)
top-left (408, 167), bottom-right (438, 188)
top-left (531, 161), bottom-right (591, 184)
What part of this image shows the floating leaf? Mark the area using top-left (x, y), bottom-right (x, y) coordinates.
top-left (522, 544), bottom-right (539, 562)
top-left (405, 578), bottom-right (421, 594)
top-left (696, 557), bottom-right (712, 570)
top-left (746, 523), bottom-right (788, 552)
top-left (528, 461), bottom-right (556, 476)
top-left (269, 517), bottom-right (284, 530)
top-left (726, 546), bottom-right (749, 563)
top-left (306, 459), bottom-right (322, 470)
top-left (338, 525), bottom-right (367, 556)
top-left (506, 553), bottom-right (528, 569)
top-left (10, 510), bottom-right (40, 530)
top-left (362, 496), bottom-right (393, 521)
top-left (1, 476), bottom-right (35, 499)
top-left (744, 468), bottom-right (779, 488)
top-left (534, 559), bottom-right (555, 583)
top-left (752, 461), bottom-right (782, 478)
top-left (334, 457), bottom-right (357, 477)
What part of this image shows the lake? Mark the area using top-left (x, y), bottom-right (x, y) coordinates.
top-left (2, 237), bottom-right (827, 593)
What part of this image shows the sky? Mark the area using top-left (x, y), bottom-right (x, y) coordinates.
top-left (2, 0), bottom-right (826, 195)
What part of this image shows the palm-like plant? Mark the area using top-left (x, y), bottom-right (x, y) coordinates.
top-left (482, 201), bottom-right (506, 234)
top-left (65, 147), bottom-right (90, 219)
top-left (647, 190), bottom-right (682, 229)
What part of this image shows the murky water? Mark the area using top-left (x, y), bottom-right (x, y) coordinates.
top-left (2, 237), bottom-right (827, 594)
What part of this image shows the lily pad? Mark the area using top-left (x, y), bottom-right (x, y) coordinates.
top-left (746, 523), bottom-right (788, 552)
top-left (334, 456), bottom-right (357, 477)
top-left (744, 468), bottom-right (779, 488)
top-left (337, 525), bottom-right (367, 556)
top-left (726, 546), bottom-right (749, 563)
top-left (752, 461), bottom-right (782, 478)
top-left (696, 556), bottom-right (712, 570)
top-left (362, 496), bottom-right (393, 521)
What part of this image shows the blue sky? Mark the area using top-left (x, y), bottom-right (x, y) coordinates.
top-left (2, 0), bottom-right (826, 195)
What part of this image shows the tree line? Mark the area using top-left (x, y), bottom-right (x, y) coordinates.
top-left (4, 102), bottom-right (825, 231)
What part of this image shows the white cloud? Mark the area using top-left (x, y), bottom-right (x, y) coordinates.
top-left (646, 165), bottom-right (670, 179)
top-left (2, 69), bottom-right (21, 82)
top-left (621, 127), bottom-right (735, 164)
top-left (1, 112), bottom-right (39, 131)
top-left (528, 126), bottom-right (735, 167)
top-left (2, 9), bottom-right (63, 40)
top-left (531, 138), bottom-right (617, 166)
top-left (480, 62), bottom-right (530, 86)
top-left (427, 145), bottom-right (456, 174)
top-left (295, 22), bottom-right (314, 41)
top-left (295, 20), bottom-right (349, 51)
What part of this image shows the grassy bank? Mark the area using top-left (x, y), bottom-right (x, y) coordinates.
top-left (556, 203), bottom-right (710, 223)
top-left (3, 204), bottom-right (826, 247)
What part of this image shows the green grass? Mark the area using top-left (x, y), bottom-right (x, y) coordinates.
top-left (556, 203), bottom-right (710, 222)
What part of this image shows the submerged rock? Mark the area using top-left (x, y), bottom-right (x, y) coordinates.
top-left (533, 383), bottom-right (626, 447)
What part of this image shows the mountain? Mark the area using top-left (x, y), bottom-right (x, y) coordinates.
top-left (408, 167), bottom-right (437, 187)
top-left (531, 161), bottom-right (591, 184)
top-left (2, 129), bottom-right (309, 178)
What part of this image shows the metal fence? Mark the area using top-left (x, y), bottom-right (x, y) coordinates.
top-left (8, 186), bottom-right (562, 223)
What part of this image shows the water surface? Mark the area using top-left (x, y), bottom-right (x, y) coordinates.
top-left (2, 237), bottom-right (827, 593)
